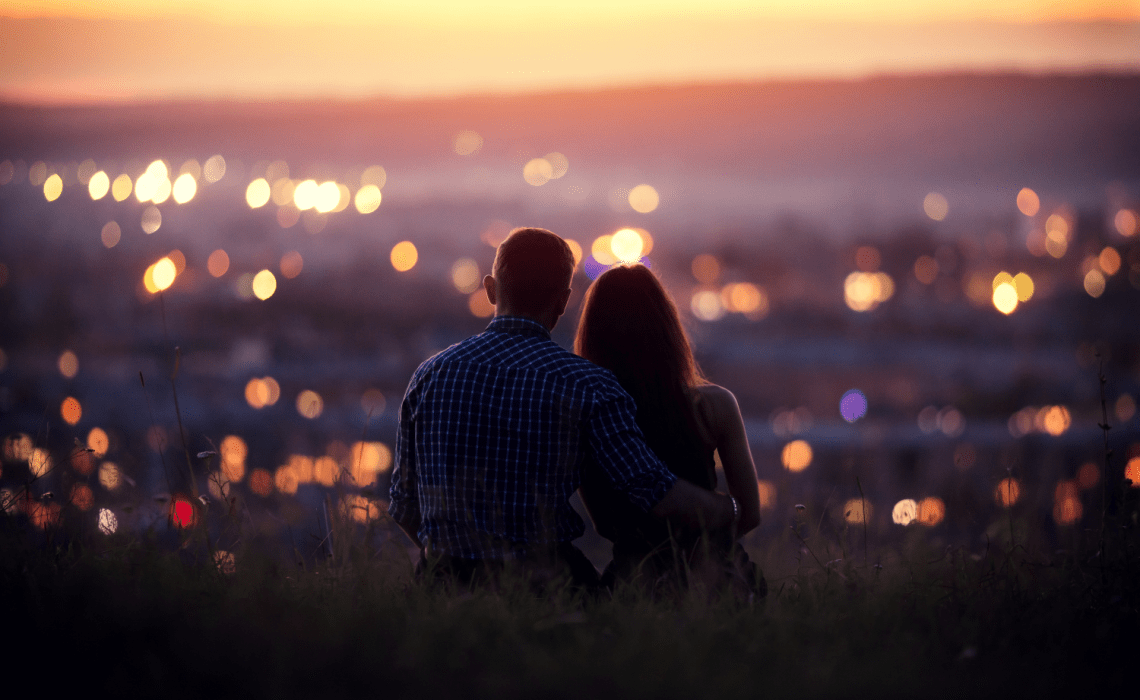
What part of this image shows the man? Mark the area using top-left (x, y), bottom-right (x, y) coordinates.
top-left (389, 227), bottom-right (737, 589)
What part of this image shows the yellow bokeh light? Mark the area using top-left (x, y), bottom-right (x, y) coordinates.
top-left (140, 206), bottom-right (162, 234)
top-left (454, 131), bottom-right (483, 156)
top-left (692, 254), bottom-right (720, 284)
top-left (923, 192), bottom-right (948, 221)
top-left (721, 283), bottom-right (768, 319)
top-left (134, 171), bottom-right (157, 203)
top-left (29, 447), bottom-right (52, 477)
top-left (87, 427), bottom-right (109, 457)
top-left (280, 251), bottom-right (303, 279)
top-left (314, 456), bottom-right (338, 486)
top-left (3, 433), bottom-right (33, 462)
top-left (995, 478), bottom-right (1021, 507)
top-left (246, 178), bottom-right (271, 208)
top-left (333, 183), bottom-right (351, 213)
top-left (61, 396), bottom-right (82, 425)
top-left (220, 435), bottom-right (247, 483)
top-left (991, 271), bottom-right (1014, 290)
top-left (1125, 457), bottom-right (1140, 487)
top-left (565, 239), bottom-right (583, 268)
top-left (690, 290), bottom-right (725, 321)
top-left (29, 161), bottom-right (47, 187)
top-left (179, 159), bottom-right (201, 180)
top-left (914, 255), bottom-right (939, 284)
top-left (59, 350), bottom-right (79, 378)
top-left (1013, 272), bottom-right (1034, 301)
top-left (348, 441), bottom-right (393, 487)
top-left (451, 258), bottom-right (481, 294)
top-left (297, 390), bottom-right (324, 420)
top-left (545, 152), bottom-right (569, 179)
top-left (207, 249), bottom-right (230, 278)
top-left (271, 178), bottom-right (295, 206)
top-left (781, 440), bottom-right (812, 472)
top-left (245, 378), bottom-right (270, 409)
top-left (1041, 405), bottom-right (1071, 436)
top-left (523, 158), bottom-right (553, 187)
top-left (98, 508), bottom-right (118, 535)
top-left (111, 174), bottom-right (133, 201)
top-left (892, 499), bottom-right (918, 526)
top-left (360, 165), bottom-right (387, 189)
top-left (314, 181), bottom-right (340, 213)
top-left (591, 235), bottom-right (617, 266)
top-left (391, 241), bottom-right (418, 272)
top-left (844, 271), bottom-right (892, 311)
top-left (1099, 247), bottom-right (1121, 275)
top-left (610, 228), bottom-right (644, 263)
top-left (252, 270), bottom-right (277, 300)
top-left (43, 173), bottom-right (63, 202)
top-left (843, 498), bottom-right (872, 524)
top-left (992, 282), bottom-right (1018, 315)
top-left (101, 221), bottom-right (121, 248)
top-left (917, 497), bottom-right (945, 526)
top-left (628, 184), bottom-right (659, 214)
top-left (354, 184), bottom-right (382, 214)
top-left (99, 461), bottom-right (121, 491)
top-left (88, 171), bottom-right (110, 200)
top-left (1016, 187), bottom-right (1040, 217)
top-left (293, 179), bottom-right (318, 210)
top-left (1115, 209), bottom-right (1138, 237)
top-left (152, 257), bottom-right (176, 292)
top-left (1053, 481), bottom-right (1083, 526)
top-left (469, 290), bottom-right (495, 317)
top-left (757, 481), bottom-right (776, 510)
top-left (203, 155), bottom-right (226, 183)
top-left (1084, 269), bottom-right (1106, 298)
top-left (274, 465), bottom-right (299, 495)
top-left (172, 173), bottom-right (197, 204)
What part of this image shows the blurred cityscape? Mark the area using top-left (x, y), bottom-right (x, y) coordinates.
top-left (1, 74), bottom-right (1138, 564)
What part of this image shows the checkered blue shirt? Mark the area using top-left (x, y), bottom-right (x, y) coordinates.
top-left (389, 315), bottom-right (678, 560)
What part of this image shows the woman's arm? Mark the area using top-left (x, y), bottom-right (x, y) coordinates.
top-left (695, 384), bottom-right (761, 535)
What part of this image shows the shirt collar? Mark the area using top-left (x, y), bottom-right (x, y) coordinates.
top-left (486, 315), bottom-right (552, 340)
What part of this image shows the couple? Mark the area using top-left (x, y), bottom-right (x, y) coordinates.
top-left (389, 227), bottom-right (761, 593)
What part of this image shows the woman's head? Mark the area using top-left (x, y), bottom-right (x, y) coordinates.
top-left (574, 264), bottom-right (703, 393)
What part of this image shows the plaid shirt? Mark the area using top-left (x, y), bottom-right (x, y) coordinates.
top-left (389, 315), bottom-right (678, 560)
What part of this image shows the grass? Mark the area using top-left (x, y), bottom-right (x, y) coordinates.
top-left (4, 493), bottom-right (1137, 699)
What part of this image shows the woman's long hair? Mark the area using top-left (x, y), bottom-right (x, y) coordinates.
top-left (575, 265), bottom-right (708, 478)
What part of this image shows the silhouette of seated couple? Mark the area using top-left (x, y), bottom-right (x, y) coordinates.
top-left (389, 227), bottom-right (763, 596)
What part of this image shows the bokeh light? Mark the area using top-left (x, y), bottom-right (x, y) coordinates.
top-left (917, 497), bottom-right (945, 526)
top-left (844, 498), bottom-right (872, 524)
top-left (690, 290), bottom-right (725, 321)
top-left (61, 397), bottom-right (82, 425)
top-left (844, 271), bottom-right (893, 311)
top-left (30, 447), bottom-right (52, 477)
top-left (252, 270), bottom-right (277, 300)
top-left (610, 228), bottom-right (644, 263)
top-left (923, 192), bottom-right (948, 221)
top-left (1013, 272), bottom-right (1035, 301)
top-left (1084, 269), bottom-right (1106, 297)
top-left (354, 184), bottom-right (382, 213)
top-left (280, 251), bottom-right (303, 279)
top-left (1052, 480), bottom-right (1082, 526)
top-left (87, 427), bottom-right (109, 457)
top-left (1116, 394), bottom-right (1136, 423)
top-left (220, 435), bottom-right (247, 483)
top-left (1114, 209), bottom-right (1137, 237)
top-left (348, 441), bottom-right (393, 487)
top-left (1125, 457), bottom-right (1140, 487)
top-left (855, 246), bottom-right (881, 271)
top-left (97, 508), bottom-right (118, 535)
top-left (140, 206), bottom-right (162, 234)
top-left (720, 283), bottom-right (768, 319)
top-left (781, 440), bottom-right (812, 472)
top-left (391, 241), bottom-right (418, 272)
top-left (170, 496), bottom-right (197, 528)
top-left (246, 178), bottom-right (271, 208)
top-left (840, 389), bottom-right (867, 422)
top-left (469, 290), bottom-right (495, 317)
top-left (453, 131), bottom-right (483, 156)
top-left (203, 155), bottom-right (226, 183)
top-left (101, 221), bottom-right (121, 248)
top-left (628, 184), bottom-right (659, 213)
top-left (1040, 405), bottom-right (1071, 436)
top-left (111, 174), bottom-right (133, 201)
top-left (892, 499), bottom-right (918, 525)
top-left (297, 390), bottom-right (324, 419)
top-left (250, 468), bottom-right (273, 497)
top-left (58, 350), bottom-right (78, 378)
top-left (992, 282), bottom-right (1018, 314)
top-left (245, 377), bottom-right (281, 409)
top-left (523, 158), bottom-right (553, 186)
top-left (207, 249), bottom-right (230, 277)
top-left (43, 174), bottom-right (63, 202)
top-left (69, 483), bottom-right (94, 511)
top-left (1016, 187), bottom-right (1040, 216)
top-left (1099, 247), bottom-right (1121, 275)
top-left (914, 255), bottom-right (939, 284)
top-left (172, 173), bottom-right (197, 204)
top-left (1077, 463), bottom-right (1100, 490)
top-left (361, 388), bottom-right (386, 416)
top-left (692, 254), bottom-right (720, 284)
top-left (99, 462), bottom-right (122, 490)
top-left (451, 258), bottom-right (481, 294)
top-left (591, 235), bottom-right (618, 266)
top-left (88, 171), bottom-right (110, 200)
top-left (293, 179), bottom-right (318, 210)
top-left (360, 165), bottom-right (387, 190)
top-left (152, 257), bottom-right (177, 292)
top-left (274, 464), bottom-right (299, 495)
top-left (995, 478), bottom-right (1021, 507)
top-left (545, 152), bottom-right (569, 179)
top-left (756, 481), bottom-right (776, 510)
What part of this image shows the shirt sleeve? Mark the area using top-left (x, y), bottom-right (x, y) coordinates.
top-left (388, 374), bottom-right (422, 530)
top-left (586, 384), bottom-right (678, 513)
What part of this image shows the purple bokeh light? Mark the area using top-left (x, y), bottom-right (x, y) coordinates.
top-left (840, 389), bottom-right (868, 423)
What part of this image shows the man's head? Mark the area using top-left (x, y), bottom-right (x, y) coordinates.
top-left (484, 227), bottom-right (575, 329)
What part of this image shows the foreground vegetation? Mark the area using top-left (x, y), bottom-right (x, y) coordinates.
top-left (4, 497), bottom-right (1137, 700)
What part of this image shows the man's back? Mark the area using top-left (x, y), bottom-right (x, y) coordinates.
top-left (390, 315), bottom-right (675, 561)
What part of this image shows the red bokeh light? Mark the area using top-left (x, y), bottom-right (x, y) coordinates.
top-left (171, 496), bottom-right (197, 528)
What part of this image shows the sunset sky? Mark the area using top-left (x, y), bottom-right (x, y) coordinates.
top-left (2, 1), bottom-right (1138, 102)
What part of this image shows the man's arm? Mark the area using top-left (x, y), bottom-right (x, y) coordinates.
top-left (650, 478), bottom-right (737, 532)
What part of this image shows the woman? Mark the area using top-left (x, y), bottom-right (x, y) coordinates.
top-left (575, 264), bottom-right (762, 593)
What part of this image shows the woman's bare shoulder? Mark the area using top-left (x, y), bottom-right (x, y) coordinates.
top-left (691, 383), bottom-right (743, 438)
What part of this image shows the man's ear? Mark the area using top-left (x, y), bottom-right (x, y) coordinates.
top-left (483, 275), bottom-right (497, 306)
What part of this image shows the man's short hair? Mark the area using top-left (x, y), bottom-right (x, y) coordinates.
top-left (493, 227), bottom-right (574, 314)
